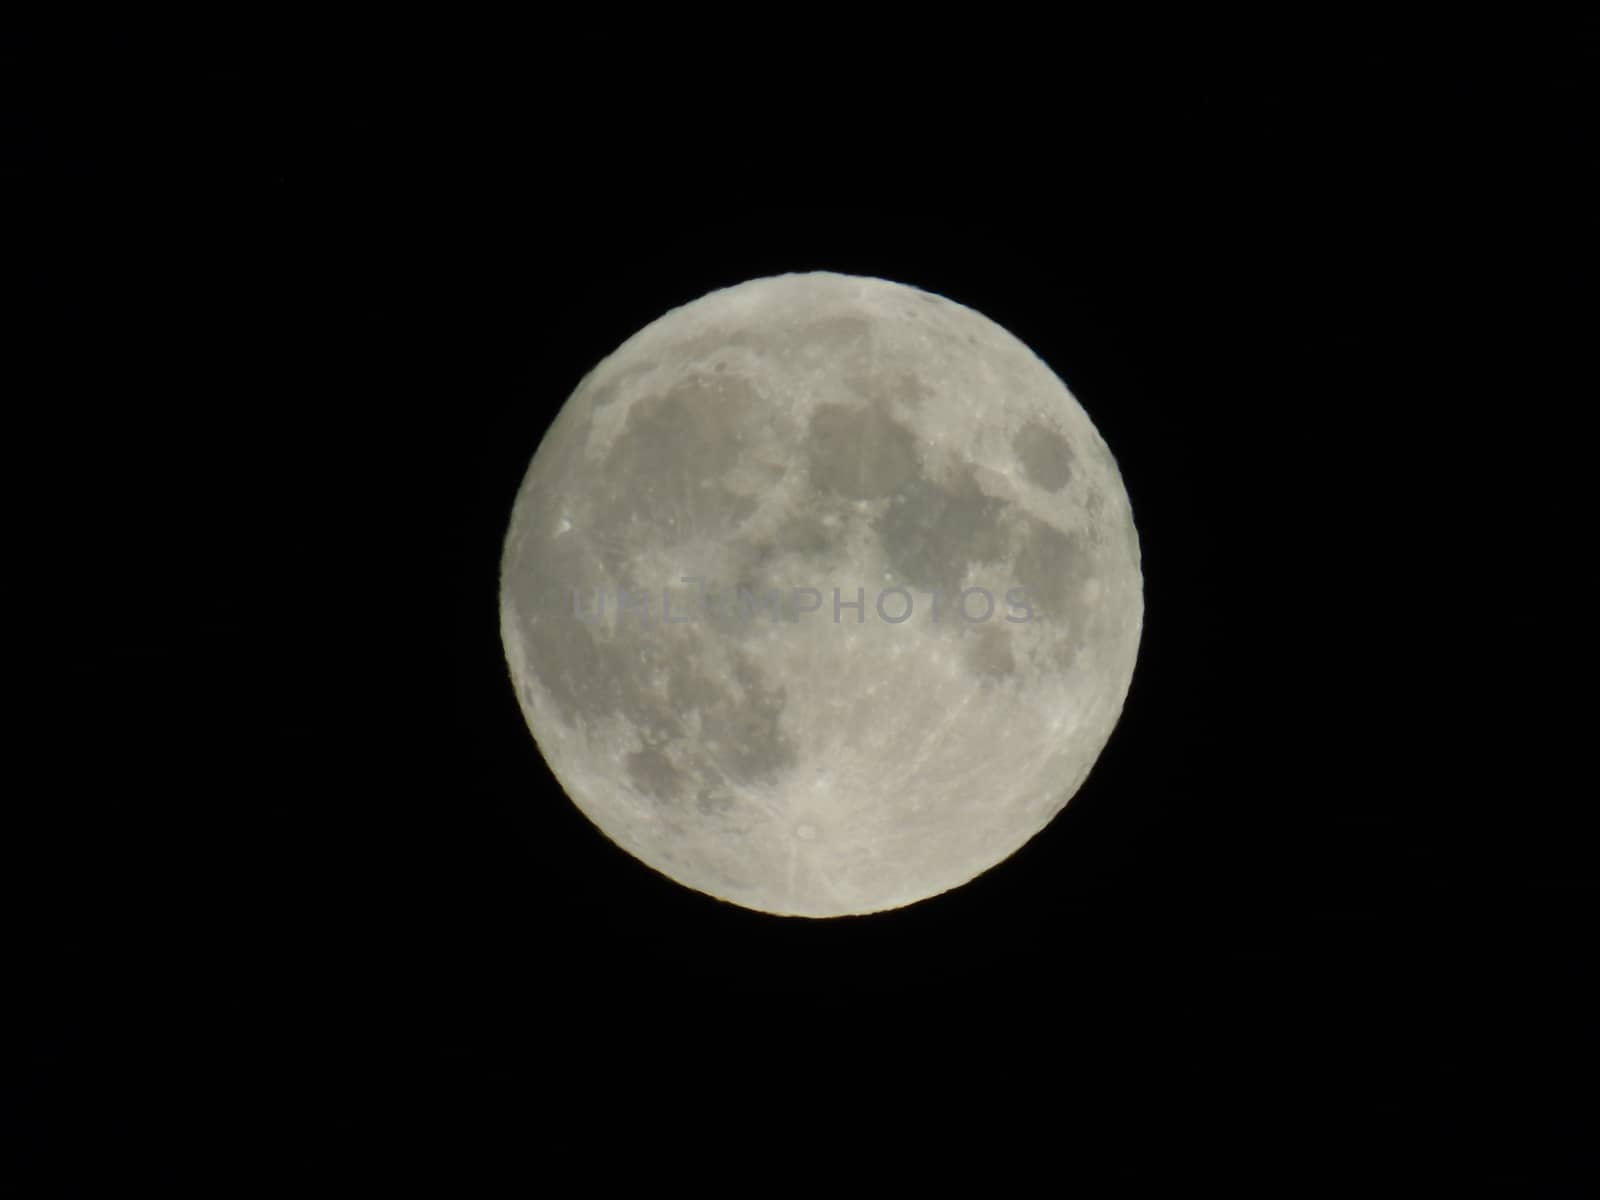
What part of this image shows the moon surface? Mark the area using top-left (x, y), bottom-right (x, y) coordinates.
top-left (499, 272), bottom-right (1142, 917)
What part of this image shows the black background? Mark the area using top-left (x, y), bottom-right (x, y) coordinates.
top-left (9, 26), bottom-right (1594, 1188)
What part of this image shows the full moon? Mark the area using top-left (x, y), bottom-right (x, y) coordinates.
top-left (500, 272), bottom-right (1142, 917)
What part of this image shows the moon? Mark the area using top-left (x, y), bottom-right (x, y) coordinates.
top-left (499, 272), bottom-right (1142, 917)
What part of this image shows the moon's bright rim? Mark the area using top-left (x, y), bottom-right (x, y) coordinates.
top-left (500, 272), bottom-right (1142, 917)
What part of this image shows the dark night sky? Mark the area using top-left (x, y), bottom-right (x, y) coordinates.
top-left (9, 28), bottom-right (1593, 1188)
